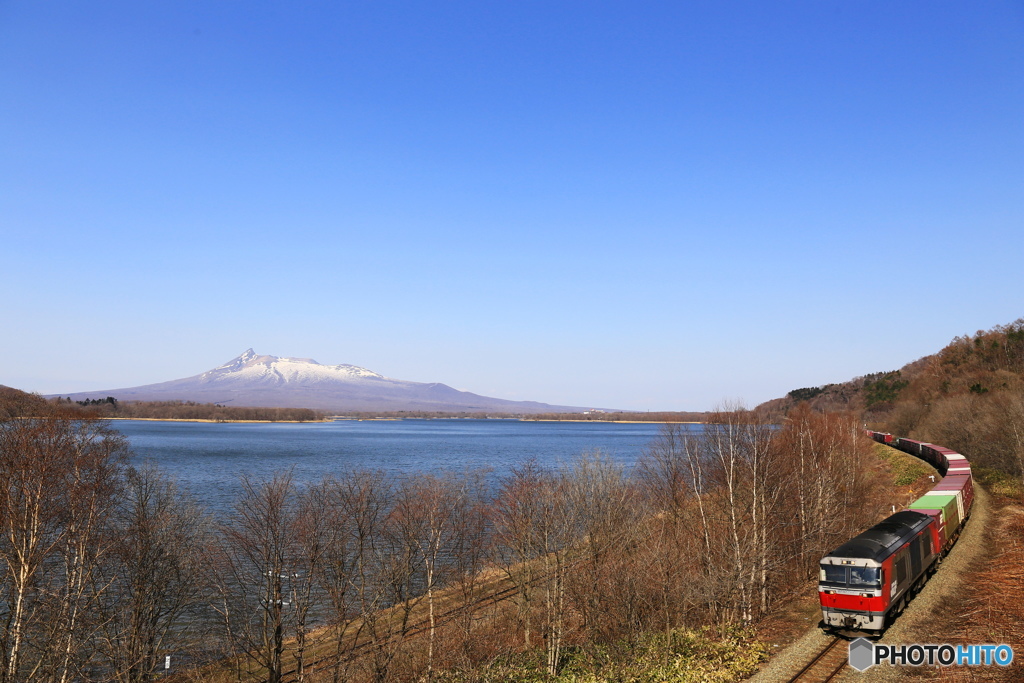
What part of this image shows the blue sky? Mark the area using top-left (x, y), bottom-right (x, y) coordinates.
top-left (2, 1), bottom-right (1022, 410)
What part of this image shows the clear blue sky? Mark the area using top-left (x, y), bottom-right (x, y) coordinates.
top-left (2, 1), bottom-right (1023, 410)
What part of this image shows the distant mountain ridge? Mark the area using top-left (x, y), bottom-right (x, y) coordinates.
top-left (55, 350), bottom-right (592, 414)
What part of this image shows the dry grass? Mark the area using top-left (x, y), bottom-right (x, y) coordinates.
top-left (929, 502), bottom-right (1024, 682)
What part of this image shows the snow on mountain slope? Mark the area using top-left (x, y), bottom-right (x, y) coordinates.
top-left (55, 350), bottom-right (589, 413)
top-left (200, 349), bottom-right (385, 385)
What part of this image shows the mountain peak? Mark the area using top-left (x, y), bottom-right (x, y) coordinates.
top-left (211, 349), bottom-right (273, 374)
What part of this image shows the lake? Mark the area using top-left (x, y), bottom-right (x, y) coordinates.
top-left (111, 419), bottom-right (689, 511)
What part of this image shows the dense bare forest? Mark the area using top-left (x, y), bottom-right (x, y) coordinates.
top-left (0, 397), bottom-right (901, 682)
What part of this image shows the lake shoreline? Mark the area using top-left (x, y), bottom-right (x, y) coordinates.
top-left (103, 416), bottom-right (326, 424)
top-left (103, 416), bottom-right (704, 425)
top-left (521, 419), bottom-right (703, 424)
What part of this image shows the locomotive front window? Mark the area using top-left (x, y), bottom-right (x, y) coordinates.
top-left (821, 565), bottom-right (847, 584)
top-left (849, 566), bottom-right (880, 586)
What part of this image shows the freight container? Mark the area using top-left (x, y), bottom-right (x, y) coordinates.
top-left (931, 476), bottom-right (973, 518)
top-left (896, 438), bottom-right (926, 457)
top-left (908, 493), bottom-right (962, 551)
top-left (945, 461), bottom-right (972, 476)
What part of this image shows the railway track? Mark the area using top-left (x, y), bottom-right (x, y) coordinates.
top-left (787, 637), bottom-right (848, 683)
top-left (287, 564), bottom-right (559, 680)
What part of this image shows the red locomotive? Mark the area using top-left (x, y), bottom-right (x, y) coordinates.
top-left (818, 431), bottom-right (973, 636)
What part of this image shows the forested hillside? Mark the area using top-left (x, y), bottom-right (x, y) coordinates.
top-left (760, 318), bottom-right (1024, 486)
top-left (0, 385), bottom-right (50, 418)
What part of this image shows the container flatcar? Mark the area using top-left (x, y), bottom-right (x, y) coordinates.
top-left (866, 430), bottom-right (894, 444)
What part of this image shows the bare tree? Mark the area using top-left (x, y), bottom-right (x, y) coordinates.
top-left (493, 460), bottom-right (579, 676)
top-left (538, 469), bottom-right (573, 676)
top-left (100, 464), bottom-right (210, 683)
top-left (562, 452), bottom-right (643, 644)
top-left (635, 424), bottom-right (704, 631)
top-left (701, 408), bottom-right (753, 624)
top-left (0, 413), bottom-right (127, 683)
top-left (365, 489), bottom-right (423, 683)
top-left (775, 405), bottom-right (880, 581)
top-left (440, 471), bottom-right (491, 670)
top-left (314, 471), bottom-right (391, 683)
top-left (492, 460), bottom-right (548, 650)
top-left (390, 473), bottom-right (472, 680)
top-left (213, 473), bottom-right (298, 683)
top-left (289, 482), bottom-right (331, 683)
top-left (993, 390), bottom-right (1024, 488)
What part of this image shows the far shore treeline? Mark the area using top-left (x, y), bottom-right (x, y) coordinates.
top-left (1, 391), bottom-right (326, 422)
top-left (0, 387), bottom-right (709, 423)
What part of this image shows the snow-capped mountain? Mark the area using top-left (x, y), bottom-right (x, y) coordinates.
top-left (200, 349), bottom-right (386, 384)
top-left (56, 350), bottom-right (587, 413)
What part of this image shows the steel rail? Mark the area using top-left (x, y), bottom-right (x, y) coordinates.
top-left (787, 637), bottom-right (846, 683)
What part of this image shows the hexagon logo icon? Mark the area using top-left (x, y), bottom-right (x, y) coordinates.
top-left (848, 637), bottom-right (875, 672)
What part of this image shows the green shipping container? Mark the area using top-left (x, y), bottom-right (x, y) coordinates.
top-left (909, 493), bottom-right (961, 548)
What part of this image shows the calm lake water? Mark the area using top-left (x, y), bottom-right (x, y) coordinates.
top-left (111, 419), bottom-right (689, 512)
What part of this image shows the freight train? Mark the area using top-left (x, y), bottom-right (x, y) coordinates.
top-left (817, 431), bottom-right (973, 636)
